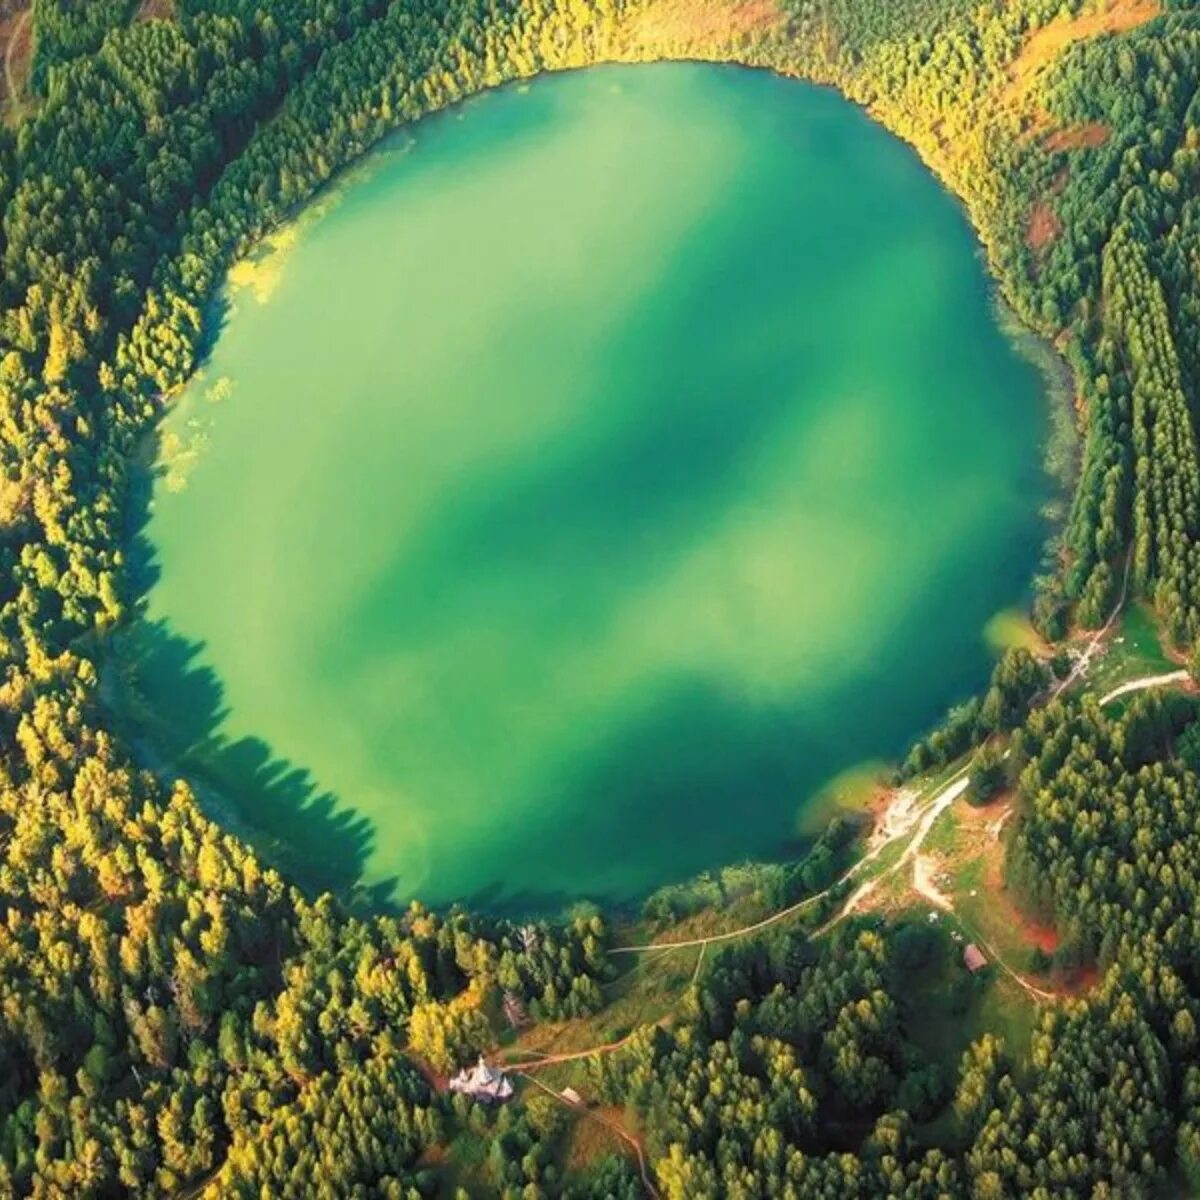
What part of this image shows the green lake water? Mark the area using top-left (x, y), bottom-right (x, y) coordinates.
top-left (125, 63), bottom-right (1049, 911)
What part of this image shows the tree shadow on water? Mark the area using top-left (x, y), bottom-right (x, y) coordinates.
top-left (109, 612), bottom-right (388, 902)
top-left (107, 441), bottom-right (390, 907)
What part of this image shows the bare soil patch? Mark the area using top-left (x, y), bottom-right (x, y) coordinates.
top-left (136, 0), bottom-right (178, 20)
top-left (867, 785), bottom-right (922, 852)
top-left (985, 872), bottom-right (1059, 955)
top-left (1044, 121), bottom-right (1110, 152)
top-left (1060, 964), bottom-right (1101, 996)
top-left (968, 803), bottom-right (1060, 957)
top-left (1027, 200), bottom-right (1062, 252)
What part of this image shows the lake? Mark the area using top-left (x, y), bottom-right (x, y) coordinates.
top-left (123, 63), bottom-right (1048, 911)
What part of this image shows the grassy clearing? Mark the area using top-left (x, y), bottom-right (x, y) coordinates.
top-left (1077, 601), bottom-right (1175, 697)
top-left (901, 909), bottom-right (1041, 1095)
top-left (499, 945), bottom-right (693, 1068)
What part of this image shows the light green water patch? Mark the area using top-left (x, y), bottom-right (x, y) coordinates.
top-left (121, 64), bottom-right (1049, 911)
top-left (796, 760), bottom-right (890, 839)
top-left (984, 608), bottom-right (1047, 657)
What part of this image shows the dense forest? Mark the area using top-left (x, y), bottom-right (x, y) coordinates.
top-left (0, 0), bottom-right (1198, 1194)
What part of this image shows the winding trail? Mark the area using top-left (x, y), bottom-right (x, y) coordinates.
top-left (612, 766), bottom-right (969, 956)
top-left (893, 772), bottom-right (971, 873)
top-left (609, 881), bottom-right (832, 955)
top-left (520, 1072), bottom-right (658, 1198)
top-left (975, 933), bottom-right (1057, 1002)
top-left (499, 1027), bottom-right (646, 1071)
top-left (3, 6), bottom-right (31, 112)
top-left (1099, 668), bottom-right (1189, 706)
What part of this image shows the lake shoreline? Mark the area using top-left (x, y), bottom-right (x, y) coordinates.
top-left (110, 63), bottom-right (1054, 916)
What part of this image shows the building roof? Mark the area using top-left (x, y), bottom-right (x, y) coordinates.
top-left (964, 943), bottom-right (987, 972)
top-left (449, 1056), bottom-right (514, 1102)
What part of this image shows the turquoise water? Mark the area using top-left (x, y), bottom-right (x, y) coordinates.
top-left (125, 64), bottom-right (1048, 910)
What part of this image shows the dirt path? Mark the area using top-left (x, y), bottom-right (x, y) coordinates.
top-left (520, 1072), bottom-right (658, 1198)
top-left (894, 773), bottom-right (970, 870)
top-left (971, 930), bottom-right (1058, 1002)
top-left (813, 878), bottom-right (875, 933)
top-left (3, 6), bottom-right (31, 111)
top-left (499, 1027), bottom-right (648, 1071)
top-left (810, 769), bottom-right (970, 935)
top-left (610, 883), bottom-right (831, 955)
top-left (1099, 668), bottom-right (1189, 706)
top-left (1051, 551), bottom-right (1133, 699)
top-left (613, 768), bottom-right (969, 956)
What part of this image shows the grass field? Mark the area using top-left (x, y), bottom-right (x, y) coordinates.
top-left (1080, 601), bottom-right (1177, 696)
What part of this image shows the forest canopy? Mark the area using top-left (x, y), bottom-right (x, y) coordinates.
top-left (0, 0), bottom-right (1198, 1195)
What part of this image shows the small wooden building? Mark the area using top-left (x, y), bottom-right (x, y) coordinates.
top-left (963, 943), bottom-right (987, 973)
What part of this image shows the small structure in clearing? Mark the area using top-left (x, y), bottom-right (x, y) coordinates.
top-left (964, 943), bottom-right (988, 973)
top-left (449, 1056), bottom-right (514, 1103)
top-left (561, 1087), bottom-right (583, 1106)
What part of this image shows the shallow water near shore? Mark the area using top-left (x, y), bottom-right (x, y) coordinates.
top-left (124, 63), bottom-right (1048, 911)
